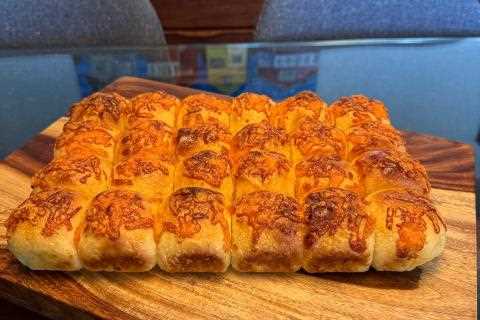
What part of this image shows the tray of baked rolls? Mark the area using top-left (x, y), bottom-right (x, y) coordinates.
top-left (0, 77), bottom-right (475, 320)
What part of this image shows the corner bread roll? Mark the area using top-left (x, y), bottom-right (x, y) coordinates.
top-left (346, 121), bottom-right (406, 161)
top-left (366, 190), bottom-right (446, 271)
top-left (112, 120), bottom-right (175, 199)
top-left (302, 188), bottom-right (375, 272)
top-left (295, 154), bottom-right (359, 201)
top-left (78, 190), bottom-right (156, 272)
top-left (65, 92), bottom-right (129, 137)
top-left (290, 116), bottom-right (347, 163)
top-left (7, 189), bottom-right (87, 270)
top-left (232, 191), bottom-right (302, 272)
top-left (176, 93), bottom-right (231, 128)
top-left (354, 150), bottom-right (430, 196)
top-left (158, 187), bottom-right (230, 272)
top-left (31, 153), bottom-right (111, 198)
top-left (231, 93), bottom-right (273, 133)
top-left (272, 91), bottom-right (329, 133)
top-left (328, 95), bottom-right (390, 132)
top-left (126, 91), bottom-right (179, 127)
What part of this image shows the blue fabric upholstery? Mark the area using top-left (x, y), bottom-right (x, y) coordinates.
top-left (0, 0), bottom-right (165, 49)
top-left (256, 0), bottom-right (480, 41)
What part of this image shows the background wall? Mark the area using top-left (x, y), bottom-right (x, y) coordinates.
top-left (151, 0), bottom-right (264, 43)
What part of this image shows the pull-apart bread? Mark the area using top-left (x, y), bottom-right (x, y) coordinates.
top-left (7, 90), bottom-right (446, 272)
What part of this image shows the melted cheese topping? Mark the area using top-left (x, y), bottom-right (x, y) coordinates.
top-left (183, 150), bottom-right (231, 187)
top-left (304, 188), bottom-right (373, 253)
top-left (234, 191), bottom-right (301, 244)
top-left (380, 191), bottom-right (446, 258)
top-left (84, 190), bottom-right (153, 241)
top-left (232, 121), bottom-right (288, 152)
top-left (292, 117), bottom-right (346, 157)
top-left (165, 187), bottom-right (227, 239)
top-left (7, 190), bottom-right (82, 236)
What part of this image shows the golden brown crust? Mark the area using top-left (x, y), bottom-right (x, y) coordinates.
top-left (329, 95), bottom-right (389, 119)
top-left (232, 121), bottom-right (288, 153)
top-left (303, 188), bottom-right (374, 254)
top-left (113, 151), bottom-right (170, 185)
top-left (7, 190), bottom-right (82, 237)
top-left (164, 187), bottom-right (228, 240)
top-left (84, 190), bottom-right (154, 241)
top-left (32, 155), bottom-right (107, 193)
top-left (232, 93), bottom-right (273, 118)
top-left (179, 94), bottom-right (231, 127)
top-left (328, 95), bottom-right (390, 128)
top-left (182, 149), bottom-right (231, 188)
top-left (295, 155), bottom-right (358, 198)
top-left (355, 150), bottom-right (430, 195)
top-left (176, 122), bottom-right (231, 156)
top-left (236, 150), bottom-right (290, 183)
top-left (55, 124), bottom-right (113, 158)
top-left (377, 191), bottom-right (446, 258)
top-left (234, 191), bottom-right (301, 244)
top-left (126, 91), bottom-right (179, 126)
top-left (118, 120), bottom-right (174, 159)
top-left (291, 117), bottom-right (346, 158)
top-left (182, 93), bottom-right (231, 113)
top-left (347, 121), bottom-right (405, 160)
top-left (67, 92), bottom-right (128, 131)
top-left (277, 91), bottom-right (326, 113)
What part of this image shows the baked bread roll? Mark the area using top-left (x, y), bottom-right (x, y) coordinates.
top-left (158, 94), bottom-right (232, 272)
top-left (176, 122), bottom-right (231, 157)
top-left (7, 90), bottom-right (446, 273)
top-left (354, 150), bottom-right (430, 196)
top-left (54, 122), bottom-right (115, 160)
top-left (366, 190), bottom-right (446, 271)
top-left (346, 121), bottom-right (406, 161)
top-left (6, 189), bottom-right (87, 270)
top-left (78, 190), bottom-right (156, 272)
top-left (328, 95), bottom-right (390, 132)
top-left (272, 91), bottom-right (329, 132)
top-left (65, 92), bottom-right (129, 136)
top-left (295, 154), bottom-right (360, 201)
top-left (303, 188), bottom-right (375, 272)
top-left (158, 187), bottom-right (230, 272)
top-left (231, 93), bottom-right (273, 133)
top-left (127, 91), bottom-right (179, 128)
top-left (176, 93), bottom-right (231, 128)
top-left (290, 116), bottom-right (347, 163)
top-left (232, 190), bottom-right (303, 272)
top-left (234, 150), bottom-right (294, 197)
top-left (231, 94), bottom-right (302, 272)
top-left (232, 120), bottom-right (290, 158)
top-left (31, 153), bottom-right (110, 198)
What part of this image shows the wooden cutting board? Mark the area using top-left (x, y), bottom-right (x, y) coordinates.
top-left (0, 77), bottom-right (476, 320)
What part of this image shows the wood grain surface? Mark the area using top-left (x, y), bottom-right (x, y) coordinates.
top-left (0, 77), bottom-right (476, 320)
